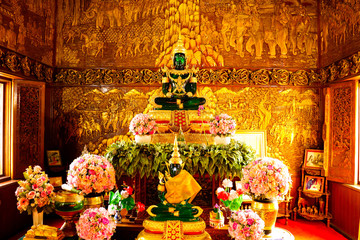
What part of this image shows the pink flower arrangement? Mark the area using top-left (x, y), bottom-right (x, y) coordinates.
top-left (228, 209), bottom-right (265, 240)
top-left (15, 165), bottom-right (55, 214)
top-left (209, 113), bottom-right (236, 136)
top-left (240, 157), bottom-right (292, 200)
top-left (129, 113), bottom-right (157, 135)
top-left (76, 207), bottom-right (116, 240)
top-left (67, 154), bottom-right (116, 195)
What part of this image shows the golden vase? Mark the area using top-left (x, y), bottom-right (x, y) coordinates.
top-left (54, 191), bottom-right (84, 237)
top-left (83, 193), bottom-right (104, 210)
top-left (252, 198), bottom-right (278, 235)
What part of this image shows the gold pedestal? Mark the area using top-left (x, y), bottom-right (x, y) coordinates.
top-left (136, 218), bottom-right (211, 240)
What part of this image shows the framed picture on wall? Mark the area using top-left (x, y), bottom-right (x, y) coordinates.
top-left (46, 150), bottom-right (62, 167)
top-left (304, 149), bottom-right (324, 169)
top-left (303, 175), bottom-right (324, 193)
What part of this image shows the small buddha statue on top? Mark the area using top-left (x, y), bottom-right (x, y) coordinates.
top-left (155, 35), bottom-right (206, 110)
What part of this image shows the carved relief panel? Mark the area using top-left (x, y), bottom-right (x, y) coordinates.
top-left (327, 81), bottom-right (358, 184)
top-left (56, 0), bottom-right (318, 69)
top-left (320, 0), bottom-right (360, 67)
top-left (50, 83), bottom-right (322, 175)
top-left (13, 80), bottom-right (45, 179)
top-left (0, 0), bottom-right (55, 65)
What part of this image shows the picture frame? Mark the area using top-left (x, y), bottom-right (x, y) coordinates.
top-left (49, 176), bottom-right (63, 188)
top-left (232, 130), bottom-right (266, 159)
top-left (304, 149), bottom-right (324, 169)
top-left (303, 175), bottom-right (324, 193)
top-left (46, 150), bottom-right (62, 167)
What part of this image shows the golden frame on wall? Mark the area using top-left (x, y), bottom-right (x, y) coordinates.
top-left (304, 149), bottom-right (324, 170)
top-left (232, 130), bottom-right (266, 159)
top-left (303, 175), bottom-right (325, 193)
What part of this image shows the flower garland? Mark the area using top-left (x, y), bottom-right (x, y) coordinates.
top-left (129, 113), bottom-right (157, 135)
top-left (240, 157), bottom-right (292, 200)
top-left (228, 209), bottom-right (265, 240)
top-left (76, 207), bottom-right (116, 240)
top-left (67, 154), bottom-right (116, 195)
top-left (15, 165), bottom-right (55, 214)
top-left (209, 113), bottom-right (236, 136)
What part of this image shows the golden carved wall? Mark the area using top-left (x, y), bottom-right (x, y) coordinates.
top-left (49, 82), bottom-right (322, 175)
top-left (0, 0), bottom-right (55, 66)
top-left (56, 0), bottom-right (318, 69)
top-left (320, 0), bottom-right (360, 67)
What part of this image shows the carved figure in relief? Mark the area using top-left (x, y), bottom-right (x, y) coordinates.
top-left (234, 15), bottom-right (248, 57)
top-left (85, 0), bottom-right (121, 29)
top-left (0, 15), bottom-right (6, 45)
top-left (81, 33), bottom-right (104, 57)
top-left (274, 3), bottom-right (290, 58)
top-left (296, 7), bottom-right (311, 55)
top-left (6, 22), bottom-right (17, 49)
top-left (245, 6), bottom-right (264, 59)
top-left (312, 206), bottom-right (318, 215)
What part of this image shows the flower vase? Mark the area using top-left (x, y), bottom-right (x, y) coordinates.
top-left (32, 209), bottom-right (43, 226)
top-left (213, 135), bottom-right (230, 145)
top-left (135, 134), bottom-right (152, 144)
top-left (252, 198), bottom-right (278, 236)
top-left (114, 210), bottom-right (122, 223)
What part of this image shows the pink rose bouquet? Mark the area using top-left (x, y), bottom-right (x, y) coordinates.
top-left (15, 165), bottom-right (55, 214)
top-left (129, 113), bottom-right (157, 135)
top-left (76, 207), bottom-right (116, 240)
top-left (67, 154), bottom-right (116, 195)
top-left (228, 209), bottom-right (265, 240)
top-left (240, 157), bottom-right (292, 200)
top-left (209, 113), bottom-right (236, 136)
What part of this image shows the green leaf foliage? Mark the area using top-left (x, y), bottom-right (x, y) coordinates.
top-left (105, 140), bottom-right (255, 179)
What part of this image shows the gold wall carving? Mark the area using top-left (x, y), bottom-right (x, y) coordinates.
top-left (50, 84), bottom-right (321, 175)
top-left (54, 68), bottom-right (323, 86)
top-left (331, 87), bottom-right (352, 169)
top-left (0, 0), bottom-right (55, 66)
top-left (0, 47), bottom-right (53, 82)
top-left (56, 0), bottom-right (317, 69)
top-left (320, 0), bottom-right (360, 67)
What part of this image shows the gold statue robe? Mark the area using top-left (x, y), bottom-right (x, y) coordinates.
top-left (165, 170), bottom-right (202, 204)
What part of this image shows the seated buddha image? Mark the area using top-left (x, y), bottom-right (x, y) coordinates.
top-left (155, 36), bottom-right (206, 110)
top-left (146, 137), bottom-right (203, 222)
